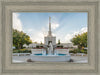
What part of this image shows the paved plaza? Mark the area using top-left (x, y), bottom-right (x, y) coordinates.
top-left (12, 56), bottom-right (88, 63)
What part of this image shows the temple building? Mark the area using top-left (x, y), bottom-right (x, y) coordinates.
top-left (23, 17), bottom-right (78, 51)
top-left (44, 17), bottom-right (56, 46)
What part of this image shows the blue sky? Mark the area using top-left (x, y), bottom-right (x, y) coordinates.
top-left (13, 12), bottom-right (88, 43)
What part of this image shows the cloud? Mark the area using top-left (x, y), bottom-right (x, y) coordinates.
top-left (24, 27), bottom-right (47, 43)
top-left (80, 27), bottom-right (87, 34)
top-left (26, 29), bottom-right (33, 32)
top-left (64, 27), bottom-right (87, 43)
top-left (41, 27), bottom-right (48, 36)
top-left (51, 23), bottom-right (59, 29)
top-left (13, 13), bottom-right (23, 31)
top-left (65, 34), bottom-right (74, 43)
top-left (24, 26), bottom-right (87, 43)
top-left (31, 31), bottom-right (44, 43)
top-left (50, 16), bottom-right (59, 30)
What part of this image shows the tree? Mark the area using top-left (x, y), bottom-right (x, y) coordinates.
top-left (71, 32), bottom-right (87, 49)
top-left (13, 29), bottom-right (32, 49)
top-left (58, 39), bottom-right (61, 44)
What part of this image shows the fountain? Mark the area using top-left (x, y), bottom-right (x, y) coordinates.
top-left (48, 42), bottom-right (54, 55)
top-left (30, 17), bottom-right (70, 62)
top-left (30, 42), bottom-right (71, 62)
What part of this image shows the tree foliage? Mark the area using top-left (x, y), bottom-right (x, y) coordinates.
top-left (71, 32), bottom-right (87, 49)
top-left (13, 29), bottom-right (32, 49)
top-left (58, 39), bottom-right (61, 44)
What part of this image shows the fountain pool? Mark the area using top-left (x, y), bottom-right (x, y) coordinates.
top-left (31, 53), bottom-right (70, 62)
top-left (30, 43), bottom-right (71, 62)
top-left (34, 53), bottom-right (66, 56)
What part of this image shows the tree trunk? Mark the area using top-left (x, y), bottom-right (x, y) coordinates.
top-left (20, 44), bottom-right (23, 49)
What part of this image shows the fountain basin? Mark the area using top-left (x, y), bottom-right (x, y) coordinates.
top-left (30, 54), bottom-right (70, 62)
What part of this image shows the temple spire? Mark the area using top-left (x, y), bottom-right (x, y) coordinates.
top-left (48, 16), bottom-right (52, 36)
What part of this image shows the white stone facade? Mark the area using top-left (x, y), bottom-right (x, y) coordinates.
top-left (44, 36), bottom-right (56, 45)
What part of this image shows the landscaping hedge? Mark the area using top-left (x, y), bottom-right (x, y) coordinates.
top-left (13, 49), bottom-right (31, 53)
top-left (69, 48), bottom-right (87, 54)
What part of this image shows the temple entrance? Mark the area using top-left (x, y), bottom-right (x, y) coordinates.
top-left (48, 41), bottom-right (52, 45)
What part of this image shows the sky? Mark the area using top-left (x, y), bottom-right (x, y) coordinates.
top-left (13, 12), bottom-right (88, 43)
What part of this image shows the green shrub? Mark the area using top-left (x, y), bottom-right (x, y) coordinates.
top-left (69, 48), bottom-right (87, 54)
top-left (36, 46), bottom-right (39, 48)
top-left (80, 49), bottom-right (84, 53)
top-left (13, 49), bottom-right (31, 53)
